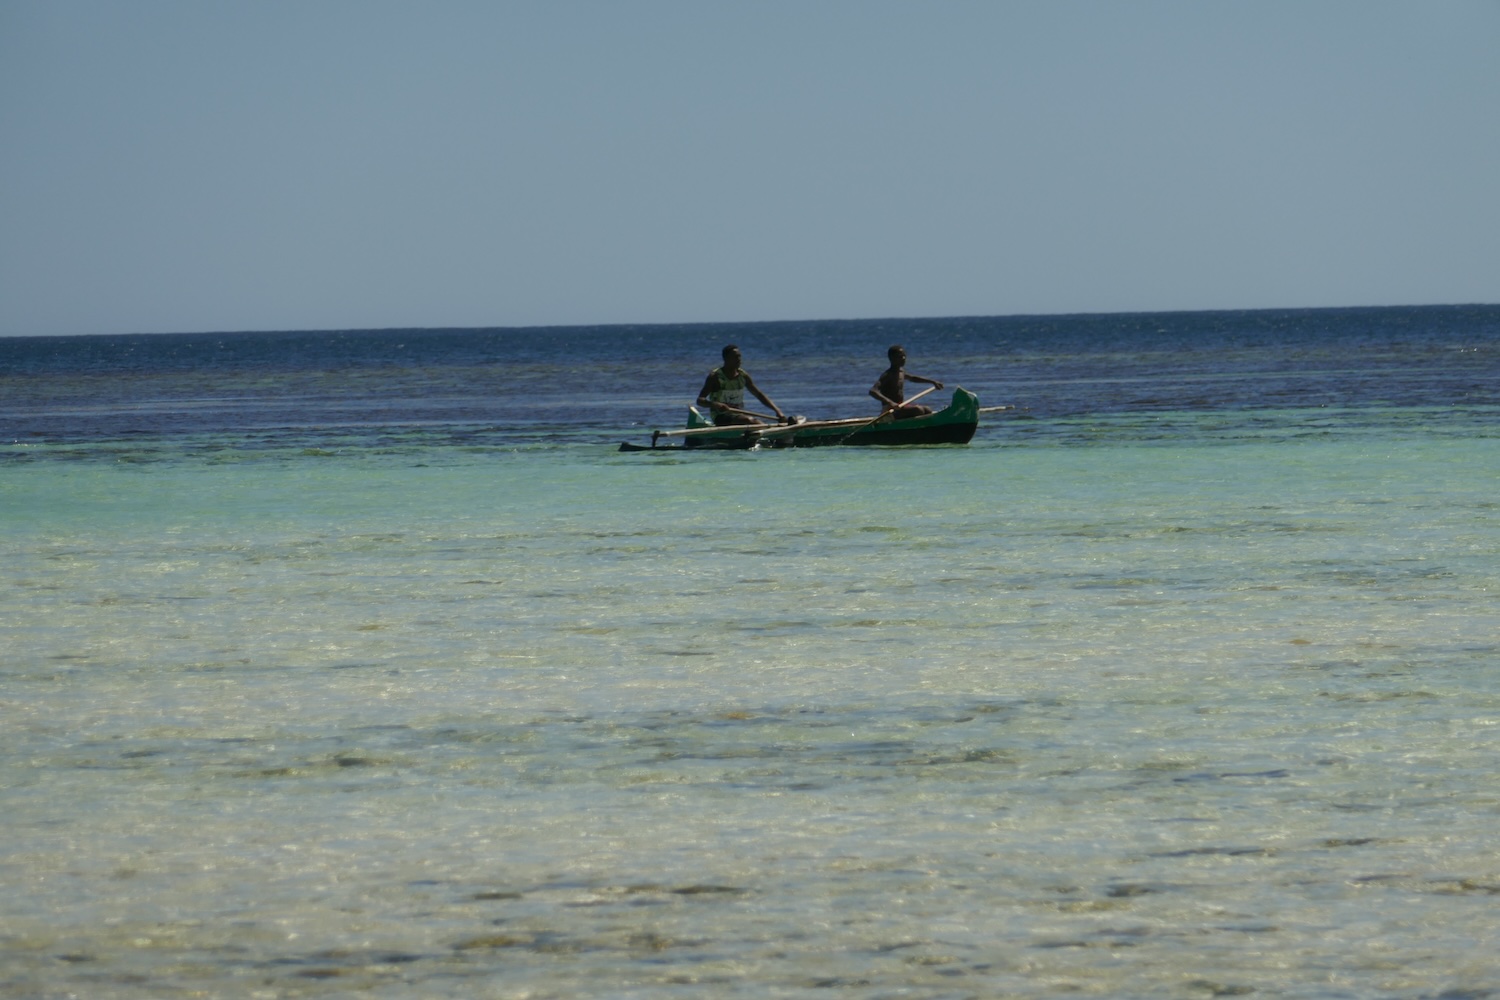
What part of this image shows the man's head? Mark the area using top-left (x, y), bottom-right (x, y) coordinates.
top-left (888, 345), bottom-right (907, 365)
top-left (722, 344), bottom-right (742, 367)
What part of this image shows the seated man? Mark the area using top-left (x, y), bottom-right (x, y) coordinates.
top-left (697, 344), bottom-right (786, 426)
top-left (870, 345), bottom-right (944, 418)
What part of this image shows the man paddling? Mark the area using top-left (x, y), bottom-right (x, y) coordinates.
top-left (697, 345), bottom-right (788, 426)
top-left (870, 345), bottom-right (944, 418)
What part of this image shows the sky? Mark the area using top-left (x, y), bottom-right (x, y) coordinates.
top-left (2, 1), bottom-right (1497, 337)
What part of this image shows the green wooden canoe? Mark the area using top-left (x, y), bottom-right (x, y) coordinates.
top-left (620, 388), bottom-right (988, 451)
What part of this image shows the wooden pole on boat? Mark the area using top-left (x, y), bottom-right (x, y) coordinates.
top-left (653, 415), bottom-right (808, 439)
top-left (837, 384), bottom-right (940, 440)
top-left (708, 385), bottom-right (944, 445)
top-left (652, 423), bottom-right (770, 440)
top-left (645, 385), bottom-right (952, 448)
top-left (714, 403), bottom-right (785, 422)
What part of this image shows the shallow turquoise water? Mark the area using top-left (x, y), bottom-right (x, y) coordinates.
top-left (4, 420), bottom-right (1498, 997)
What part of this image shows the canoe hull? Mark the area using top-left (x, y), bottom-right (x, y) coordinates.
top-left (673, 388), bottom-right (980, 449)
top-left (792, 410), bottom-right (977, 447)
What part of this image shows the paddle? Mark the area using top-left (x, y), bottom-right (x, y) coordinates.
top-left (883, 383), bottom-right (940, 413)
top-left (753, 385), bottom-right (945, 445)
top-left (842, 384), bottom-right (939, 435)
top-left (653, 413), bottom-right (805, 439)
top-left (759, 385), bottom-right (941, 440)
top-left (710, 402), bottom-right (790, 423)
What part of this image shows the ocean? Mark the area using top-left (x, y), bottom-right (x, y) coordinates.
top-left (3, 305), bottom-right (1498, 998)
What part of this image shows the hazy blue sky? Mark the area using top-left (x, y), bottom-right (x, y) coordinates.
top-left (2, 1), bottom-right (1497, 336)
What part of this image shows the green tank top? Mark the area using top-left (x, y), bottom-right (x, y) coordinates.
top-left (708, 367), bottom-right (749, 410)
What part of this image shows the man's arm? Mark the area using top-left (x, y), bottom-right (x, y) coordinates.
top-left (696, 372), bottom-right (721, 411)
top-left (905, 372), bottom-right (944, 390)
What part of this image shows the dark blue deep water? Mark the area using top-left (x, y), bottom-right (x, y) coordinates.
top-left (4, 305), bottom-right (1497, 458)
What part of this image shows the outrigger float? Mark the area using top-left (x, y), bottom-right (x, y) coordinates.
top-left (619, 386), bottom-right (1012, 452)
